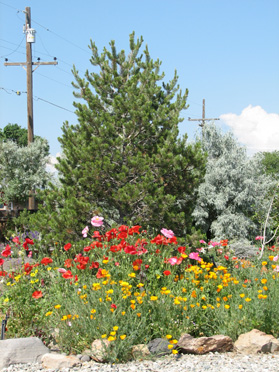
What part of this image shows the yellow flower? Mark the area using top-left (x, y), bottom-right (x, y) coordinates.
top-left (172, 349), bottom-right (178, 354)
top-left (121, 311), bottom-right (126, 316)
top-left (150, 296), bottom-right (158, 301)
top-left (137, 313), bottom-right (141, 317)
top-left (120, 335), bottom-right (126, 340)
top-left (47, 267), bottom-right (52, 271)
top-left (54, 304), bottom-right (61, 309)
top-left (108, 336), bottom-right (116, 341)
top-left (261, 278), bottom-right (267, 284)
top-left (45, 311), bottom-right (53, 316)
top-left (224, 304), bottom-right (230, 309)
top-left (128, 273), bottom-right (136, 278)
top-left (239, 304), bottom-right (243, 309)
top-left (3, 298), bottom-right (9, 303)
top-left (263, 286), bottom-right (268, 291)
top-left (168, 344), bottom-right (174, 349)
top-left (166, 335), bottom-right (172, 339)
top-left (110, 331), bottom-right (116, 336)
top-left (113, 326), bottom-right (119, 331)
top-left (262, 261), bottom-right (267, 266)
top-left (223, 296), bottom-right (228, 302)
top-left (91, 309), bottom-right (96, 314)
top-left (239, 293), bottom-right (245, 298)
top-left (101, 334), bottom-right (107, 338)
top-left (169, 339), bottom-right (178, 344)
top-left (245, 298), bottom-right (251, 302)
top-left (61, 315), bottom-right (68, 321)
top-left (137, 283), bottom-right (144, 287)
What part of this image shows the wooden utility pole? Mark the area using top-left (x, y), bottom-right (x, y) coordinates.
top-left (188, 99), bottom-right (220, 128)
top-left (4, 6), bottom-right (57, 210)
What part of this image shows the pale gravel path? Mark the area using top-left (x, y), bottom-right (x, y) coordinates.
top-left (2, 352), bottom-right (279, 372)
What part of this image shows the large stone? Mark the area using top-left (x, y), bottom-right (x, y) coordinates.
top-left (41, 353), bottom-right (81, 369)
top-left (0, 337), bottom-right (49, 370)
top-left (234, 329), bottom-right (279, 354)
top-left (132, 344), bottom-right (150, 359)
top-left (178, 333), bottom-right (233, 355)
top-left (91, 339), bottom-right (110, 362)
top-left (147, 338), bottom-right (172, 356)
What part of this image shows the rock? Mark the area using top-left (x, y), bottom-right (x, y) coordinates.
top-left (81, 354), bottom-right (91, 362)
top-left (132, 344), bottom-right (150, 359)
top-left (234, 329), bottom-right (279, 354)
top-left (91, 339), bottom-right (110, 362)
top-left (0, 337), bottom-right (49, 370)
top-left (41, 353), bottom-right (81, 369)
top-left (178, 334), bottom-right (233, 355)
top-left (147, 338), bottom-right (172, 356)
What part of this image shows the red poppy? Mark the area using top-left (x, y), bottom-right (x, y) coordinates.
top-left (2, 245), bottom-right (11, 257)
top-left (64, 243), bottom-right (72, 251)
top-left (40, 257), bottom-right (53, 266)
top-left (64, 259), bottom-right (73, 268)
top-left (0, 258), bottom-right (4, 266)
top-left (224, 255), bottom-right (229, 260)
top-left (163, 270), bottom-right (171, 276)
top-left (118, 231), bottom-right (128, 240)
top-left (32, 290), bottom-right (43, 299)
top-left (128, 225), bottom-right (141, 235)
top-left (83, 246), bottom-right (91, 252)
top-left (24, 262), bottom-right (33, 274)
top-left (23, 238), bottom-right (34, 250)
top-left (118, 225), bottom-right (129, 232)
top-left (62, 270), bottom-right (73, 279)
top-left (178, 246), bottom-right (186, 253)
top-left (12, 237), bottom-right (21, 245)
top-left (90, 261), bottom-right (99, 269)
top-left (0, 271), bottom-right (7, 277)
top-left (111, 304), bottom-right (117, 309)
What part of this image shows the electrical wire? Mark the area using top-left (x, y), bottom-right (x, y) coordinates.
top-left (0, 1), bottom-right (23, 12)
top-left (0, 37), bottom-right (25, 58)
top-left (0, 87), bottom-right (74, 113)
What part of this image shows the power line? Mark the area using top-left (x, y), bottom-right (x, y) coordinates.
top-left (0, 1), bottom-right (23, 12)
top-left (0, 86), bottom-right (74, 113)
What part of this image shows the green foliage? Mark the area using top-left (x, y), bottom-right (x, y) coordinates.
top-left (193, 123), bottom-right (276, 240)
top-left (2, 225), bottom-right (279, 362)
top-left (261, 151), bottom-right (279, 179)
top-left (0, 138), bottom-right (51, 203)
top-left (30, 33), bottom-right (206, 244)
top-left (0, 123), bottom-right (49, 153)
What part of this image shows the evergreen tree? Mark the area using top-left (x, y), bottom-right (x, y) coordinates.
top-left (32, 33), bottom-right (206, 243)
top-left (192, 123), bottom-right (275, 240)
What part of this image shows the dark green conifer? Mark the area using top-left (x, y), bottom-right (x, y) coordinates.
top-left (33, 33), bottom-right (206, 243)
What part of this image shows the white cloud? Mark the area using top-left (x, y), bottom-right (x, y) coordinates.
top-left (220, 105), bottom-right (279, 153)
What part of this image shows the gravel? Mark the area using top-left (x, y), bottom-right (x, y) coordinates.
top-left (2, 352), bottom-right (279, 372)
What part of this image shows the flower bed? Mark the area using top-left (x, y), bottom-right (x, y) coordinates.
top-left (1, 219), bottom-right (279, 362)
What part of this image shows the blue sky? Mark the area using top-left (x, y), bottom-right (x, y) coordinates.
top-left (0, 0), bottom-right (278, 162)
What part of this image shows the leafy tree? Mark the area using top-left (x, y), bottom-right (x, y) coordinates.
top-left (261, 151), bottom-right (279, 179)
top-left (0, 138), bottom-right (50, 203)
top-left (31, 33), bottom-right (206, 244)
top-left (192, 123), bottom-right (275, 240)
top-left (0, 123), bottom-right (50, 153)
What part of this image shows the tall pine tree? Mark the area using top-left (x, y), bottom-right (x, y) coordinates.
top-left (32, 33), bottom-right (206, 243)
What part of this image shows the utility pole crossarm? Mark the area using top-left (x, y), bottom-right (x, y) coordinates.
top-left (4, 61), bottom-right (58, 66)
top-left (188, 99), bottom-right (219, 127)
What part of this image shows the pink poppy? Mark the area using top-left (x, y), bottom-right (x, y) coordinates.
top-left (82, 226), bottom-right (89, 237)
top-left (189, 252), bottom-right (202, 262)
top-left (160, 228), bottom-right (174, 239)
top-left (91, 216), bottom-right (104, 227)
top-left (273, 255), bottom-right (279, 262)
top-left (58, 268), bottom-right (67, 273)
top-left (255, 236), bottom-right (264, 240)
top-left (199, 240), bottom-right (206, 244)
